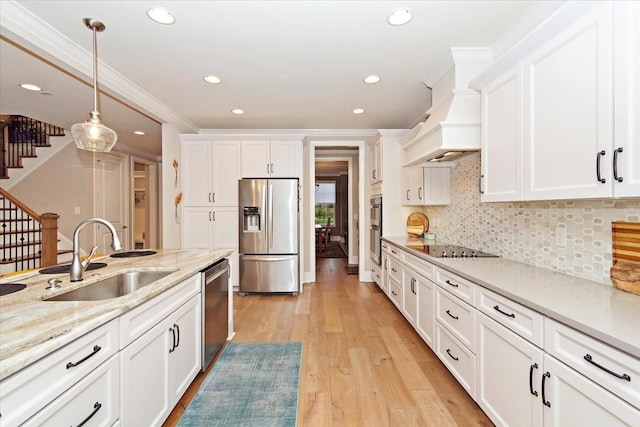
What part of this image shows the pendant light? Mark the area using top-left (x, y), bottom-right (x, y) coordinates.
top-left (71, 18), bottom-right (117, 152)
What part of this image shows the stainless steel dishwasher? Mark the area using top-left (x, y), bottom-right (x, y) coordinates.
top-left (201, 258), bottom-right (229, 371)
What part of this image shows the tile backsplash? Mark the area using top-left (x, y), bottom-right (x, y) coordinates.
top-left (424, 152), bottom-right (640, 285)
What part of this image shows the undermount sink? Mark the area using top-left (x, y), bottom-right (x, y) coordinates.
top-left (0, 283), bottom-right (27, 296)
top-left (44, 270), bottom-right (174, 302)
top-left (110, 250), bottom-right (157, 258)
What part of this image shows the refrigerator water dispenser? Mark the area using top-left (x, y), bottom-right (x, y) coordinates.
top-left (243, 207), bottom-right (261, 232)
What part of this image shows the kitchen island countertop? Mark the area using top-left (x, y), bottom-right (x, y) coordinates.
top-left (383, 236), bottom-right (640, 358)
top-left (0, 248), bottom-right (232, 381)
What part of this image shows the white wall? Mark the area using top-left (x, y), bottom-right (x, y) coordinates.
top-left (161, 123), bottom-right (182, 248)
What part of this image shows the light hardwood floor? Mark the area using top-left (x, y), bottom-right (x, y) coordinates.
top-left (164, 257), bottom-right (492, 426)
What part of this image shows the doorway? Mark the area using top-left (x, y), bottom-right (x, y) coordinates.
top-left (132, 159), bottom-right (159, 250)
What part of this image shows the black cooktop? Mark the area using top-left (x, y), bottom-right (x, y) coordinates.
top-left (423, 244), bottom-right (498, 258)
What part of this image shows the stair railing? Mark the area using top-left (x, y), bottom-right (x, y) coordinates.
top-left (0, 188), bottom-right (59, 271)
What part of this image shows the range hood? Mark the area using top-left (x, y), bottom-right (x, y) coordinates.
top-left (401, 48), bottom-right (492, 166)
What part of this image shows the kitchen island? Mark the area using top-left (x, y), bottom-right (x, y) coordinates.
top-left (0, 248), bottom-right (232, 381)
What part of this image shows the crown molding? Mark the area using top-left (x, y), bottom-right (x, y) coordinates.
top-left (0, 0), bottom-right (198, 133)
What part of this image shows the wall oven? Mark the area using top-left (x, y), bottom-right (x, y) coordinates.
top-left (370, 196), bottom-right (382, 266)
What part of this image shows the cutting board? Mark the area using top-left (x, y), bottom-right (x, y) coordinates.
top-left (407, 212), bottom-right (429, 237)
top-left (611, 221), bottom-right (640, 294)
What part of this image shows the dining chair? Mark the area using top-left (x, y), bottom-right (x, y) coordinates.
top-left (321, 217), bottom-right (331, 252)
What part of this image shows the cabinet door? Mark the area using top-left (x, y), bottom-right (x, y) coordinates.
top-left (120, 319), bottom-right (171, 427)
top-left (416, 273), bottom-right (435, 350)
top-left (182, 207), bottom-right (214, 249)
top-left (380, 251), bottom-right (389, 295)
top-left (169, 295), bottom-right (202, 405)
top-left (270, 140), bottom-right (300, 177)
top-left (481, 64), bottom-right (524, 202)
top-left (241, 141), bottom-right (271, 178)
top-left (401, 168), bottom-right (422, 205)
top-left (212, 206), bottom-right (239, 250)
top-left (542, 355), bottom-right (640, 426)
top-left (476, 312), bottom-right (543, 427)
top-left (371, 137), bottom-right (382, 184)
top-left (212, 141), bottom-right (240, 206)
top-left (402, 266), bottom-right (419, 325)
top-left (182, 141), bottom-right (213, 206)
top-left (523, 3), bottom-right (613, 200)
top-left (422, 168), bottom-right (450, 205)
top-left (613, 1), bottom-right (640, 197)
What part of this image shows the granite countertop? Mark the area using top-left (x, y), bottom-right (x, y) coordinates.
top-left (383, 236), bottom-right (640, 358)
top-left (0, 249), bottom-right (232, 381)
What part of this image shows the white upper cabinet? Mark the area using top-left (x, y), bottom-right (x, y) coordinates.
top-left (241, 140), bottom-right (301, 178)
top-left (480, 64), bottom-right (524, 202)
top-left (182, 140), bottom-right (240, 207)
top-left (523, 2), bottom-right (613, 200)
top-left (371, 136), bottom-right (383, 184)
top-left (477, 2), bottom-right (638, 201)
top-left (401, 167), bottom-right (450, 206)
top-left (613, 1), bottom-right (640, 197)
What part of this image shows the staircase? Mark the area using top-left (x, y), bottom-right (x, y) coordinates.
top-left (1, 115), bottom-right (66, 179)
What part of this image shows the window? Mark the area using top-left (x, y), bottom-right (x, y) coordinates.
top-left (315, 182), bottom-right (335, 226)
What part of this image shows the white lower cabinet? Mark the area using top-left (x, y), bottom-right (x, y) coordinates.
top-left (415, 272), bottom-right (435, 350)
top-left (121, 294), bottom-right (201, 426)
top-left (401, 266), bottom-right (419, 325)
top-left (542, 354), bottom-right (640, 426)
top-left (24, 354), bottom-right (120, 427)
top-left (476, 312), bottom-right (543, 427)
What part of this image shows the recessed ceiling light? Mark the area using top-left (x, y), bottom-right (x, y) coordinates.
top-left (363, 75), bottom-right (381, 84)
top-left (353, 108), bottom-right (365, 114)
top-left (388, 9), bottom-right (412, 26)
top-left (20, 83), bottom-right (42, 91)
top-left (232, 109), bottom-right (245, 115)
top-left (203, 75), bottom-right (222, 84)
top-left (146, 7), bottom-right (176, 25)
top-left (134, 131), bottom-right (145, 135)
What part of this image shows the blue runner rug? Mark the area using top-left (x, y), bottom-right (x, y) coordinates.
top-left (178, 342), bottom-right (303, 427)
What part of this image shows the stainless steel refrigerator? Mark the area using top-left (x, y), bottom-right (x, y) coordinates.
top-left (238, 178), bottom-right (299, 294)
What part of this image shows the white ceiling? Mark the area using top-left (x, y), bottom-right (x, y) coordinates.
top-left (0, 0), bottom-right (540, 156)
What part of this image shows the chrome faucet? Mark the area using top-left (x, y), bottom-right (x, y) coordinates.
top-left (70, 218), bottom-right (122, 282)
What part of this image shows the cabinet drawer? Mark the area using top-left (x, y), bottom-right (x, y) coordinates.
top-left (389, 278), bottom-right (402, 309)
top-left (23, 354), bottom-right (120, 427)
top-left (436, 323), bottom-right (475, 399)
top-left (120, 274), bottom-right (200, 348)
top-left (435, 267), bottom-right (475, 305)
top-left (371, 263), bottom-right (382, 287)
top-left (0, 319), bottom-right (118, 427)
top-left (402, 251), bottom-right (435, 281)
top-left (388, 257), bottom-right (402, 283)
top-left (436, 287), bottom-right (476, 352)
top-left (386, 244), bottom-right (402, 260)
top-left (545, 318), bottom-right (640, 409)
top-left (476, 286), bottom-right (544, 348)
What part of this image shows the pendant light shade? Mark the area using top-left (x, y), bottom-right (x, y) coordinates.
top-left (72, 18), bottom-right (117, 152)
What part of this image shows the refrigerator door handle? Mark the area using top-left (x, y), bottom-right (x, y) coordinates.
top-left (268, 183), bottom-right (274, 249)
top-left (242, 255), bottom-right (296, 262)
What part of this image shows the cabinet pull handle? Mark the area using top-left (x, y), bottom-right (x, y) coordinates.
top-left (169, 327), bottom-right (176, 353)
top-left (529, 363), bottom-right (539, 396)
top-left (479, 174), bottom-right (484, 194)
top-left (174, 323), bottom-right (180, 349)
top-left (209, 211), bottom-right (212, 222)
top-left (583, 354), bottom-right (631, 381)
top-left (418, 187), bottom-right (423, 200)
top-left (212, 192), bottom-right (216, 203)
top-left (213, 211), bottom-right (216, 221)
top-left (66, 345), bottom-right (101, 369)
top-left (391, 250), bottom-right (397, 254)
top-left (270, 163), bottom-right (274, 174)
top-left (446, 349), bottom-right (459, 361)
top-left (493, 305), bottom-right (516, 318)
top-left (613, 147), bottom-right (624, 183)
top-left (391, 267), bottom-right (397, 273)
top-left (445, 279), bottom-right (459, 288)
top-left (391, 290), bottom-right (398, 296)
top-left (596, 150), bottom-right (606, 183)
top-left (406, 190), bottom-right (410, 201)
top-left (541, 372), bottom-right (551, 407)
top-left (76, 401), bottom-right (102, 427)
top-left (445, 309), bottom-right (459, 320)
